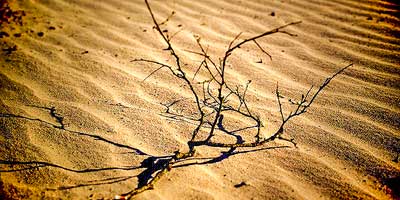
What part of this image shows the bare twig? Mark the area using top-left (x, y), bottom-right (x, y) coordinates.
top-left (123, 0), bottom-right (351, 198)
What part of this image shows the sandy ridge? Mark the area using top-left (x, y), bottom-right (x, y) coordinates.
top-left (1, 0), bottom-right (399, 199)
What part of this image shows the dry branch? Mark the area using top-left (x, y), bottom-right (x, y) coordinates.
top-left (121, 0), bottom-right (352, 198)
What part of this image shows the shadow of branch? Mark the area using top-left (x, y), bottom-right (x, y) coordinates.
top-left (0, 160), bottom-right (142, 173)
top-left (46, 176), bottom-right (136, 191)
top-left (173, 145), bottom-right (290, 168)
top-left (0, 108), bottom-right (149, 156)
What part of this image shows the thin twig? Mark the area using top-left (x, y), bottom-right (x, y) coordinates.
top-left (126, 1), bottom-right (349, 198)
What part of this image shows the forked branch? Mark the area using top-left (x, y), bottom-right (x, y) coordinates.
top-left (121, 0), bottom-right (352, 198)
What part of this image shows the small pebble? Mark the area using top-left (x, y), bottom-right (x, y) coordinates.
top-left (0, 31), bottom-right (9, 38)
top-left (3, 45), bottom-right (17, 54)
top-left (234, 181), bottom-right (248, 188)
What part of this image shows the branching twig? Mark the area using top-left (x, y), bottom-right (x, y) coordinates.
top-left (122, 0), bottom-right (351, 198)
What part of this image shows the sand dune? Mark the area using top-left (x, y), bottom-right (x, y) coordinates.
top-left (1, 0), bottom-right (399, 199)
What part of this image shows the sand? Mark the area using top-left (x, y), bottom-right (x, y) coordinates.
top-left (0, 0), bottom-right (399, 199)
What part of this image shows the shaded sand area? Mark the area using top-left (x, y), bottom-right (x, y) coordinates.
top-left (1, 0), bottom-right (399, 199)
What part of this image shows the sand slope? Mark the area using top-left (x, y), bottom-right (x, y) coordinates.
top-left (0, 0), bottom-right (399, 199)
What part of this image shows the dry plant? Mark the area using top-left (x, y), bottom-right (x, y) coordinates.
top-left (118, 0), bottom-right (353, 198)
top-left (0, 0), bottom-right (353, 198)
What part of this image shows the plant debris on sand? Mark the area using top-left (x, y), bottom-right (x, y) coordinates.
top-left (118, 0), bottom-right (353, 198)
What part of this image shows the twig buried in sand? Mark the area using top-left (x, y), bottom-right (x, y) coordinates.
top-left (120, 0), bottom-right (353, 199)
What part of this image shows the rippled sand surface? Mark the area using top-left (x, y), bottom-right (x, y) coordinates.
top-left (0, 0), bottom-right (399, 199)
